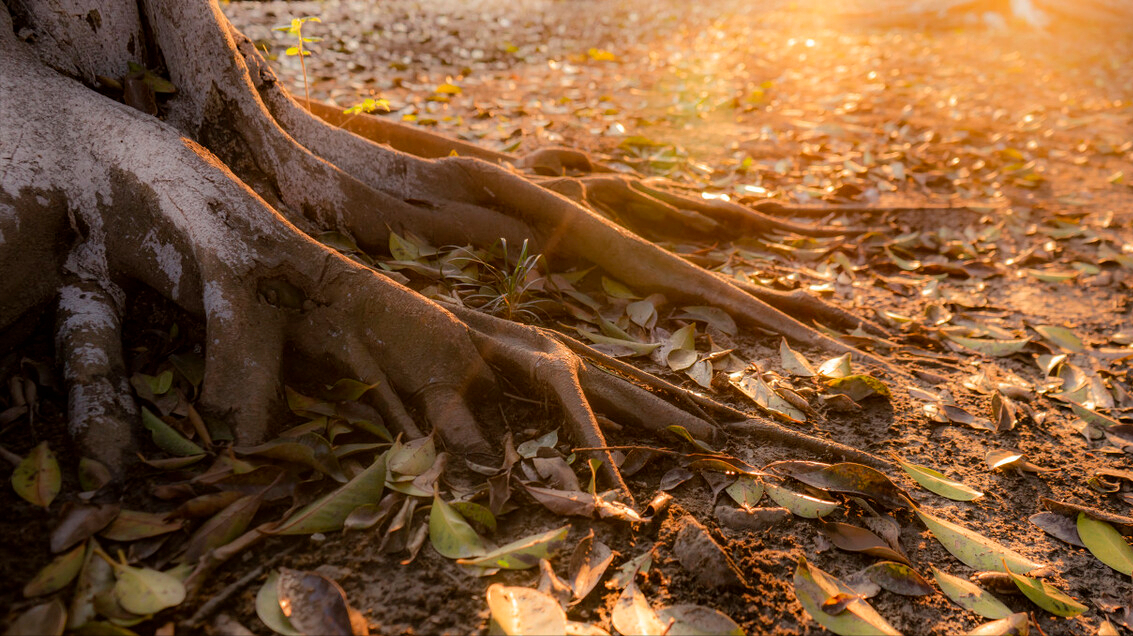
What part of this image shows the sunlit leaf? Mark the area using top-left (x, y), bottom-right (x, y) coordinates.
top-left (931, 566), bottom-right (1012, 620)
top-left (915, 506), bottom-right (1043, 573)
top-left (819, 522), bottom-right (909, 565)
top-left (655, 604), bottom-right (744, 636)
top-left (1032, 325), bottom-right (1085, 353)
top-left (824, 375), bottom-right (890, 401)
top-left (966, 612), bottom-right (1030, 636)
top-left (945, 335), bottom-right (1029, 357)
top-left (725, 477), bottom-right (764, 510)
top-left (896, 457), bottom-right (983, 501)
top-left (792, 558), bottom-right (899, 636)
top-left (779, 339), bottom-right (816, 376)
top-left (601, 276), bottom-right (639, 299)
top-left (860, 562), bottom-right (933, 596)
top-left (817, 353), bottom-right (852, 378)
top-left (276, 568), bottom-right (359, 636)
top-left (1002, 562), bottom-right (1086, 617)
top-left (1076, 513), bottom-right (1133, 576)
top-left (272, 453), bottom-right (386, 535)
top-left (569, 531), bottom-right (614, 602)
top-left (486, 584), bottom-right (567, 635)
top-left (387, 434), bottom-right (437, 476)
top-left (256, 571), bottom-right (301, 636)
top-left (12, 441), bottom-right (61, 508)
top-left (459, 525), bottom-right (568, 570)
top-left (612, 580), bottom-right (667, 636)
top-left (429, 494), bottom-right (489, 559)
top-left (764, 480), bottom-right (838, 518)
top-left (675, 306), bottom-right (737, 336)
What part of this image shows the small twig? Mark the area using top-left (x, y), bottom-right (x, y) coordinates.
top-left (181, 542), bottom-right (299, 630)
top-left (0, 443), bottom-right (22, 466)
top-left (573, 445), bottom-right (680, 455)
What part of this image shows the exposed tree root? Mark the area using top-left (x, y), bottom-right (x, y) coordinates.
top-left (0, 0), bottom-right (901, 506)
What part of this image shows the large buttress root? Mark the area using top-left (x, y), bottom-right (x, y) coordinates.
top-left (2, 0), bottom-right (894, 499)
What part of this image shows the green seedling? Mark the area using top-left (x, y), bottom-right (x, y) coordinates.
top-left (273, 16), bottom-right (321, 110)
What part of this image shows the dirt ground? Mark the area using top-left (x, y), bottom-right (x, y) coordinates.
top-left (2, 0), bottom-right (1132, 634)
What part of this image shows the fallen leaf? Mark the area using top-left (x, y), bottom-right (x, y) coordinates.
top-left (1032, 325), bottom-right (1085, 353)
top-left (1076, 513), bottom-right (1133, 576)
top-left (819, 522), bottom-right (910, 565)
top-left (51, 504), bottom-right (120, 553)
top-left (429, 494), bottom-right (489, 560)
top-left (113, 562), bottom-right (186, 615)
top-left (931, 565), bottom-right (1013, 619)
top-left (1028, 512), bottom-right (1084, 547)
top-left (860, 562), bottom-right (933, 596)
top-left (779, 339), bottom-right (817, 376)
top-left (817, 353), bottom-right (853, 378)
top-left (792, 557), bottom-right (900, 636)
top-left (1002, 562), bottom-right (1086, 617)
top-left (277, 568), bottom-right (361, 636)
top-left (569, 531), bottom-right (613, 603)
top-left (655, 604), bottom-right (744, 635)
top-left (914, 505), bottom-right (1044, 573)
top-left (764, 479), bottom-right (838, 518)
top-left (725, 477), bottom-right (764, 510)
top-left (486, 584), bottom-right (567, 635)
top-left (458, 525), bottom-right (568, 569)
top-left (256, 570), bottom-right (301, 636)
top-left (5, 599), bottom-right (66, 636)
top-left (895, 457), bottom-right (983, 501)
top-left (945, 335), bottom-right (1029, 357)
top-left (100, 510), bottom-right (184, 543)
top-left (611, 579), bottom-right (667, 636)
top-left (272, 453), bottom-right (387, 535)
top-left (23, 542), bottom-right (85, 597)
top-left (182, 493), bottom-right (262, 564)
top-left (966, 612), bottom-right (1030, 636)
top-left (141, 407), bottom-right (206, 457)
top-left (12, 441), bottom-right (61, 508)
top-left (824, 375), bottom-right (891, 401)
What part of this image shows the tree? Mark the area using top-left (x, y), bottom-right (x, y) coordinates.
top-left (0, 0), bottom-right (887, 498)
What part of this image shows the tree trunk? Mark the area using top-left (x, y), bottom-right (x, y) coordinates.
top-left (0, 0), bottom-right (886, 490)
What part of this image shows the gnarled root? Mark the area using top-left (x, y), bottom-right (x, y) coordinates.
top-left (1, 0), bottom-right (897, 503)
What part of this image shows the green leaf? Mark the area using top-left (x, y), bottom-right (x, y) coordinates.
top-left (78, 457), bottom-right (112, 493)
top-left (931, 566), bottom-right (1012, 620)
top-left (779, 339), bottom-right (816, 376)
top-left (1032, 325), bottom-right (1085, 353)
top-left (824, 375), bottom-right (890, 401)
top-left (388, 231), bottom-right (419, 261)
top-left (612, 580), bottom-right (667, 636)
top-left (655, 604), bottom-right (744, 636)
top-left (601, 276), bottom-right (638, 299)
top-left (459, 525), bottom-right (568, 569)
top-left (387, 435), bottom-right (436, 477)
top-left (792, 558), bottom-right (900, 636)
top-left (100, 510), bottom-right (183, 542)
top-left (113, 563), bottom-right (186, 615)
top-left (140, 407), bottom-right (205, 457)
top-left (255, 570), bottom-right (301, 636)
top-left (666, 424), bottom-right (716, 453)
top-left (486, 584), bottom-right (566, 635)
top-left (272, 453), bottom-right (386, 535)
top-left (23, 542), bottom-right (85, 597)
top-left (1002, 562), bottom-right (1087, 617)
top-left (1076, 513), bottom-right (1133, 576)
top-left (284, 45), bottom-right (300, 56)
top-left (895, 457), bottom-right (983, 501)
top-left (12, 441), bottom-right (61, 508)
top-left (914, 506), bottom-right (1044, 573)
top-left (429, 495), bottom-right (489, 559)
top-left (451, 501), bottom-right (497, 534)
top-left (764, 480), bottom-right (838, 518)
top-left (945, 335), bottom-right (1030, 357)
top-left (182, 494), bottom-right (262, 564)
top-left (725, 477), bottom-right (764, 509)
